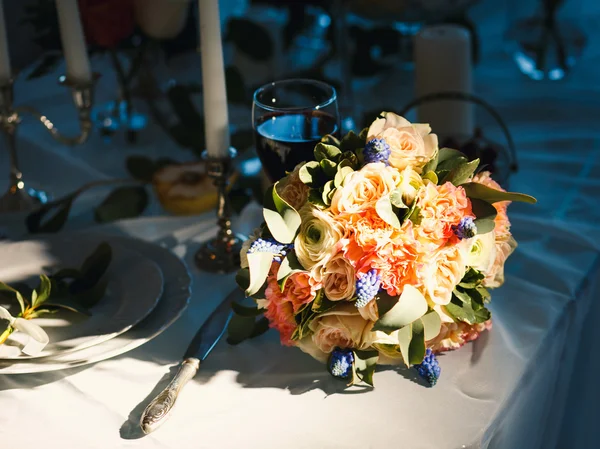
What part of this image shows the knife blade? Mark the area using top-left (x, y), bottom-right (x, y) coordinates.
top-left (140, 288), bottom-right (243, 434)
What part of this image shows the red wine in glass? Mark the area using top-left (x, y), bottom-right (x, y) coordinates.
top-left (255, 110), bottom-right (339, 182)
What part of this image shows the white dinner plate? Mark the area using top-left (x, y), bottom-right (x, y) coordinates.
top-left (0, 232), bottom-right (191, 374)
top-left (0, 236), bottom-right (163, 359)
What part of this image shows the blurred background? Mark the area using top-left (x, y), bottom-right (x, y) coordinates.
top-left (0, 0), bottom-right (598, 233)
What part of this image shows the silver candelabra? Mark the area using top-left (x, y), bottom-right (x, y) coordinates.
top-left (0, 75), bottom-right (97, 213)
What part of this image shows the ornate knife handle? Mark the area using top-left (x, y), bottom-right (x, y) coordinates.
top-left (140, 357), bottom-right (200, 434)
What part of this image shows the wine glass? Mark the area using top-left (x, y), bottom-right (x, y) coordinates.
top-left (252, 79), bottom-right (340, 182)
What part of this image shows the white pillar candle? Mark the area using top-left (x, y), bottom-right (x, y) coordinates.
top-left (0, 0), bottom-right (11, 84)
top-left (199, 0), bottom-right (230, 158)
top-left (56, 0), bottom-right (92, 83)
top-left (414, 24), bottom-right (474, 139)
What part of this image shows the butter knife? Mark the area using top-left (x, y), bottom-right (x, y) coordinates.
top-left (140, 288), bottom-right (242, 434)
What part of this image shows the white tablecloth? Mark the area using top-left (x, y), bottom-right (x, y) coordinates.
top-left (1, 1), bottom-right (599, 447)
top-left (0, 215), bottom-right (597, 449)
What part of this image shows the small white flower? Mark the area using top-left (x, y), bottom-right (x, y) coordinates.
top-left (0, 306), bottom-right (49, 356)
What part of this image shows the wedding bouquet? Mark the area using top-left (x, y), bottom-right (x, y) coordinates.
top-left (233, 112), bottom-right (535, 387)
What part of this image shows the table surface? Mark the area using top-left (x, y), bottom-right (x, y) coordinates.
top-left (1, 1), bottom-right (599, 448)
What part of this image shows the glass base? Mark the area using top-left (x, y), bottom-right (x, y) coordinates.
top-left (194, 236), bottom-right (243, 274)
top-left (0, 186), bottom-right (48, 214)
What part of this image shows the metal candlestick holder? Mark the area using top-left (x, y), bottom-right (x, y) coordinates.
top-left (195, 148), bottom-right (244, 273)
top-left (0, 74), bottom-right (97, 213)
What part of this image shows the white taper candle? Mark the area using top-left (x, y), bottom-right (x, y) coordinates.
top-left (198, 0), bottom-right (230, 158)
top-left (0, 0), bottom-right (11, 84)
top-left (415, 24), bottom-right (474, 139)
top-left (56, 0), bottom-right (92, 83)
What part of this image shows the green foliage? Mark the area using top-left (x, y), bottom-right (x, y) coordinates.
top-left (263, 183), bottom-right (301, 244)
top-left (470, 198), bottom-right (498, 234)
top-left (445, 268), bottom-right (492, 325)
top-left (94, 186), bottom-right (149, 223)
top-left (463, 182), bottom-right (537, 204)
top-left (373, 285), bottom-right (428, 333)
top-left (350, 349), bottom-right (379, 387)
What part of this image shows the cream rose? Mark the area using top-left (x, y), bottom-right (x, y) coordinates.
top-left (465, 231), bottom-right (497, 274)
top-left (420, 244), bottom-right (467, 306)
top-left (309, 303), bottom-right (374, 353)
top-left (294, 204), bottom-right (344, 270)
top-left (358, 299), bottom-right (379, 322)
top-left (367, 112), bottom-right (437, 173)
top-left (330, 163), bottom-right (401, 216)
top-left (322, 253), bottom-right (356, 301)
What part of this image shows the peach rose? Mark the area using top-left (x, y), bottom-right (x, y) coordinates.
top-left (264, 271), bottom-right (297, 346)
top-left (484, 235), bottom-right (517, 288)
top-left (330, 163), bottom-right (401, 216)
top-left (295, 204), bottom-right (344, 270)
top-left (276, 164), bottom-right (309, 211)
top-left (428, 319), bottom-right (492, 353)
top-left (416, 182), bottom-right (473, 249)
top-left (367, 112), bottom-right (437, 173)
top-left (284, 272), bottom-right (317, 313)
top-left (322, 253), bottom-right (356, 301)
top-left (419, 244), bottom-right (467, 306)
top-left (472, 171), bottom-right (511, 240)
top-left (309, 303), bottom-right (374, 353)
top-left (358, 299), bottom-right (379, 322)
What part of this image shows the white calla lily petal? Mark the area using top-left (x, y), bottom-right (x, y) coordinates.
top-left (12, 318), bottom-right (49, 356)
top-left (0, 305), bottom-right (15, 324)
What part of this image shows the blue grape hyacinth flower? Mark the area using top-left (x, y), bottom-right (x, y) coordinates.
top-left (247, 238), bottom-right (289, 262)
top-left (414, 348), bottom-right (441, 386)
top-left (453, 216), bottom-right (478, 240)
top-left (329, 348), bottom-right (354, 379)
top-left (355, 269), bottom-right (381, 308)
top-left (363, 138), bottom-right (391, 165)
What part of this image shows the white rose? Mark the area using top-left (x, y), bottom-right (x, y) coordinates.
top-left (465, 231), bottom-right (497, 275)
top-left (294, 204), bottom-right (344, 270)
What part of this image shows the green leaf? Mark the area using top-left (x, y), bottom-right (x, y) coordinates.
top-left (231, 302), bottom-right (264, 317)
top-left (407, 205), bottom-right (422, 226)
top-left (246, 252), bottom-right (274, 296)
top-left (445, 159), bottom-right (480, 186)
top-left (437, 147), bottom-right (465, 165)
top-left (397, 324), bottom-right (412, 367)
top-left (446, 298), bottom-right (476, 324)
top-left (314, 143), bottom-right (341, 162)
top-left (422, 171), bottom-right (438, 184)
top-left (462, 183), bottom-right (537, 204)
top-left (373, 285), bottom-right (428, 332)
top-left (311, 290), bottom-right (337, 313)
top-left (353, 349), bottom-right (379, 387)
top-left (126, 156), bottom-right (158, 182)
top-left (26, 308), bottom-right (60, 319)
top-left (299, 161), bottom-right (322, 187)
top-left (26, 197), bottom-right (75, 234)
top-left (69, 242), bottom-right (112, 294)
top-left (339, 131), bottom-right (365, 151)
top-left (235, 268), bottom-right (250, 292)
top-left (375, 196), bottom-right (401, 229)
top-left (249, 316), bottom-right (270, 339)
top-left (33, 275), bottom-right (52, 308)
top-left (227, 313), bottom-right (257, 345)
top-left (72, 278), bottom-right (108, 308)
top-left (320, 134), bottom-right (341, 147)
top-left (390, 188), bottom-right (409, 209)
top-left (408, 319), bottom-right (426, 365)
top-left (262, 183), bottom-right (301, 244)
top-left (51, 268), bottom-right (82, 281)
top-left (334, 166), bottom-right (354, 188)
top-left (421, 151), bottom-right (439, 173)
top-left (421, 311), bottom-right (442, 341)
top-left (320, 159), bottom-right (337, 178)
top-left (0, 282), bottom-right (26, 314)
top-left (470, 198), bottom-right (498, 234)
top-left (321, 180), bottom-right (335, 205)
top-left (94, 186), bottom-right (148, 223)
top-left (458, 268), bottom-right (485, 289)
top-left (307, 189), bottom-right (327, 209)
